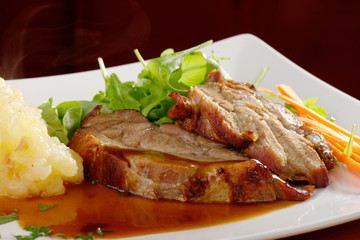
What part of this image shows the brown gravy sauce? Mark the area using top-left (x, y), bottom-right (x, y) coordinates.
top-left (0, 180), bottom-right (297, 239)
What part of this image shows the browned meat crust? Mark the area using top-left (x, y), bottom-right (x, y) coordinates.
top-left (68, 108), bottom-right (312, 203)
top-left (168, 70), bottom-right (334, 188)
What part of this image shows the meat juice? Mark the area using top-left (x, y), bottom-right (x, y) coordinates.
top-left (0, 180), bottom-right (297, 239)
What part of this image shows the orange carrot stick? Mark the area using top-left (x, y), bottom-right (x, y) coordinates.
top-left (261, 87), bottom-right (360, 143)
top-left (329, 142), bottom-right (360, 173)
top-left (258, 86), bottom-right (360, 170)
top-left (276, 84), bottom-right (304, 105)
top-left (301, 117), bottom-right (359, 147)
top-left (303, 121), bottom-right (360, 162)
top-left (328, 139), bottom-right (360, 162)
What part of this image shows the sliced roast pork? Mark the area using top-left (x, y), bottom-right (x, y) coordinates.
top-left (167, 70), bottom-right (334, 188)
top-left (68, 108), bottom-right (312, 203)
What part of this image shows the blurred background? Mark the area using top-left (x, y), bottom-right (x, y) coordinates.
top-left (0, 0), bottom-right (359, 99)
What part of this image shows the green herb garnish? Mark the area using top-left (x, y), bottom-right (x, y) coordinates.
top-left (54, 232), bottom-right (67, 238)
top-left (284, 97), bottom-right (334, 122)
top-left (303, 97), bottom-right (328, 118)
top-left (253, 67), bottom-right (268, 87)
top-left (38, 98), bottom-right (69, 144)
top-left (74, 232), bottom-right (94, 240)
top-left (37, 204), bottom-right (57, 211)
top-left (344, 124), bottom-right (357, 157)
top-left (0, 213), bottom-right (19, 224)
top-left (14, 226), bottom-right (51, 240)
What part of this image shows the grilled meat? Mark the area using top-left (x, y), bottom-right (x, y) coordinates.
top-left (68, 108), bottom-right (312, 203)
top-left (168, 70), bottom-right (334, 188)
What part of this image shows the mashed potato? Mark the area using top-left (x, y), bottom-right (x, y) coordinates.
top-left (0, 78), bottom-right (84, 198)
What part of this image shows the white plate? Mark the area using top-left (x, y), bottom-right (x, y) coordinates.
top-left (2, 34), bottom-right (360, 240)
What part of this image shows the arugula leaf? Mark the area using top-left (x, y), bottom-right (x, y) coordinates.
top-left (0, 212), bottom-right (18, 224)
top-left (303, 97), bottom-right (328, 118)
top-left (57, 101), bottom-right (99, 121)
top-left (92, 90), bottom-right (108, 103)
top-left (40, 40), bottom-right (221, 143)
top-left (61, 107), bottom-right (82, 140)
top-left (137, 81), bottom-right (168, 117)
top-left (39, 99), bottom-right (102, 143)
top-left (285, 97), bottom-right (332, 121)
top-left (38, 98), bottom-right (69, 144)
top-left (147, 98), bottom-right (175, 121)
top-left (97, 40), bottom-right (219, 122)
top-left (139, 40), bottom-right (216, 94)
top-left (153, 117), bottom-right (174, 125)
top-left (179, 52), bottom-right (211, 86)
top-left (103, 74), bottom-right (141, 111)
top-left (57, 101), bottom-right (102, 139)
top-left (132, 40), bottom-right (218, 118)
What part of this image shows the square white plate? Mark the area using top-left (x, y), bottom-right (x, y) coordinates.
top-left (2, 33), bottom-right (360, 240)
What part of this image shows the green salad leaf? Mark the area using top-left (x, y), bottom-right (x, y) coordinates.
top-left (303, 97), bottom-right (328, 118)
top-left (100, 73), bottom-right (141, 111)
top-left (285, 97), bottom-right (334, 122)
top-left (38, 98), bottom-right (69, 144)
top-left (135, 40), bottom-right (217, 94)
top-left (39, 99), bottom-right (102, 144)
top-left (39, 40), bottom-right (222, 143)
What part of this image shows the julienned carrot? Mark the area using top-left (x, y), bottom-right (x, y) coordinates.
top-left (258, 85), bottom-right (360, 170)
top-left (303, 118), bottom-right (360, 152)
top-left (277, 86), bottom-right (360, 147)
top-left (302, 118), bottom-right (360, 161)
top-left (276, 84), bottom-right (303, 105)
top-left (305, 121), bottom-right (360, 161)
top-left (329, 142), bottom-right (360, 173)
top-left (258, 88), bottom-right (274, 95)
top-left (259, 86), bottom-right (360, 143)
top-left (320, 131), bottom-right (360, 156)
top-left (276, 84), bottom-right (360, 143)
top-left (331, 141), bottom-right (360, 162)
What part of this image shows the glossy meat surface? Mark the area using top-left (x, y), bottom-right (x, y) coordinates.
top-left (69, 108), bottom-right (312, 202)
top-left (168, 70), bottom-right (334, 187)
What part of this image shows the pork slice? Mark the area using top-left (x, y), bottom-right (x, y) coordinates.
top-left (303, 131), bottom-right (334, 169)
top-left (68, 108), bottom-right (312, 203)
top-left (168, 70), bottom-right (333, 187)
top-left (257, 94), bottom-right (334, 170)
top-left (169, 86), bottom-right (288, 176)
top-left (79, 107), bottom-right (250, 162)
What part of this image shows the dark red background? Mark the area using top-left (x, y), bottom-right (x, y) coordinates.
top-left (1, 0), bottom-right (359, 100)
top-left (1, 1), bottom-right (360, 239)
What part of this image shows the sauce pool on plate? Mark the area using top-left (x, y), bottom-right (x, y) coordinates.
top-left (0, 180), bottom-right (297, 239)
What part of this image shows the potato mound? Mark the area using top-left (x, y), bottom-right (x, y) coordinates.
top-left (0, 78), bottom-right (84, 198)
